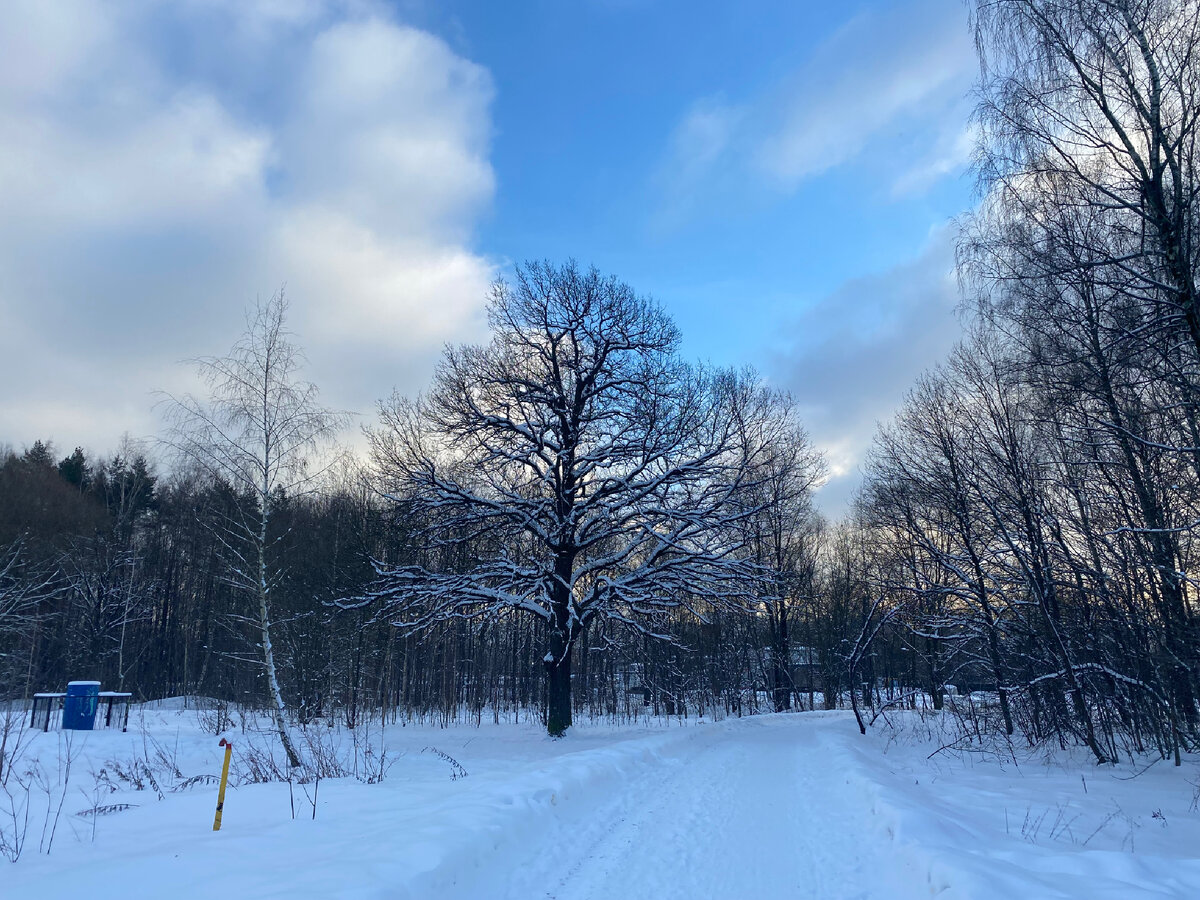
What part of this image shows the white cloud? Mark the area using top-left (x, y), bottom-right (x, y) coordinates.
top-left (186, 0), bottom-right (333, 33)
top-left (269, 210), bottom-right (493, 415)
top-left (0, 0), bottom-right (117, 104)
top-left (655, 0), bottom-right (976, 214)
top-left (0, 93), bottom-right (272, 229)
top-left (0, 1), bottom-right (496, 456)
top-left (290, 18), bottom-right (494, 241)
top-left (891, 122), bottom-right (979, 197)
top-left (757, 4), bottom-right (974, 187)
top-left (768, 227), bottom-right (964, 516)
top-left (651, 97), bottom-right (748, 231)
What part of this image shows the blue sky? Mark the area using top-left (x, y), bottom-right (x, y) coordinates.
top-left (0, 0), bottom-right (977, 514)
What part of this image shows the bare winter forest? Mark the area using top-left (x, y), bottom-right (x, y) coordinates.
top-left (5, 0), bottom-right (1200, 775)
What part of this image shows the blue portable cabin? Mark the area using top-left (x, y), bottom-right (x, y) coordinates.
top-left (63, 681), bottom-right (101, 730)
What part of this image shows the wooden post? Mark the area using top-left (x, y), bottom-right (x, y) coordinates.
top-left (213, 739), bottom-right (233, 831)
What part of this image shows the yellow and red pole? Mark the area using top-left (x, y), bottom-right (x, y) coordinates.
top-left (213, 738), bottom-right (233, 831)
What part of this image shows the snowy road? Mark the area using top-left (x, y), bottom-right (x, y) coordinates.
top-left (17, 708), bottom-right (1198, 899)
top-left (441, 715), bottom-right (925, 900)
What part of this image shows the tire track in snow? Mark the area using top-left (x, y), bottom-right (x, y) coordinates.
top-left (459, 716), bottom-right (924, 900)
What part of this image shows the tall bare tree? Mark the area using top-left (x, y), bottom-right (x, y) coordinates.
top-left (163, 291), bottom-right (344, 766)
top-left (735, 390), bottom-right (825, 712)
top-left (359, 262), bottom-right (770, 736)
top-left (971, 0), bottom-right (1200, 359)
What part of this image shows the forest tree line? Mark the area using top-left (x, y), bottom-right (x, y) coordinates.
top-left (0, 255), bottom-right (847, 744)
top-left (0, 409), bottom-right (836, 731)
top-left (847, 0), bottom-right (1200, 763)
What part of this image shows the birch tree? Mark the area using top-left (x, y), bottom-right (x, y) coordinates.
top-left (164, 291), bottom-right (343, 767)
top-left (971, 0), bottom-right (1200, 361)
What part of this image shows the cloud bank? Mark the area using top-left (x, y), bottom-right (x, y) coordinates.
top-left (0, 0), bottom-right (497, 455)
top-left (770, 228), bottom-right (964, 515)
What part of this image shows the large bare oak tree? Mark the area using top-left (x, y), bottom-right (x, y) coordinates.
top-left (360, 262), bottom-right (770, 736)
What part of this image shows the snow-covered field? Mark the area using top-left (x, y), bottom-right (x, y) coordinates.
top-left (4, 703), bottom-right (1199, 899)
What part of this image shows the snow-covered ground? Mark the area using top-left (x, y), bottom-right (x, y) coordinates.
top-left (4, 703), bottom-right (1199, 899)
